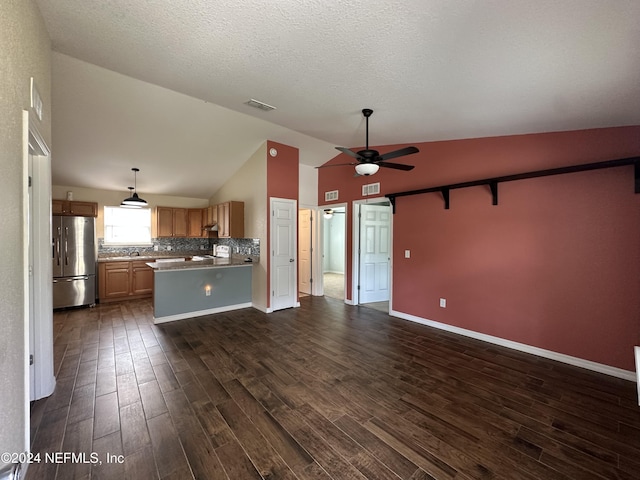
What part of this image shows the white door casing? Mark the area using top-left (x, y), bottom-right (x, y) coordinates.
top-left (270, 198), bottom-right (297, 311)
top-left (358, 204), bottom-right (391, 304)
top-left (25, 111), bottom-right (55, 406)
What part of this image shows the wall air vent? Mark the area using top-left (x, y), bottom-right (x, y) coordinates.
top-left (325, 190), bottom-right (339, 202)
top-left (245, 98), bottom-right (277, 111)
top-left (362, 182), bottom-right (380, 196)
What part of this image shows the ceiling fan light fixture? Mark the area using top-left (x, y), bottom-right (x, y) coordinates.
top-left (121, 168), bottom-right (147, 207)
top-left (355, 163), bottom-right (379, 176)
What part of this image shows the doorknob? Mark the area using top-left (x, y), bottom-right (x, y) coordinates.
top-left (289, 258), bottom-right (294, 262)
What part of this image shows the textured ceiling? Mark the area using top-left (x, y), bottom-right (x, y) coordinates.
top-left (35, 0), bottom-right (640, 198)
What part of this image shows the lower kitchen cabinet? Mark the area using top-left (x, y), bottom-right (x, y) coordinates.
top-left (131, 261), bottom-right (154, 294)
top-left (99, 260), bottom-right (154, 302)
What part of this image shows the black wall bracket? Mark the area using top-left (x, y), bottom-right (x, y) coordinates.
top-left (387, 156), bottom-right (640, 213)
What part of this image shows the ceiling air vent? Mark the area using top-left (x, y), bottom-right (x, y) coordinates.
top-left (325, 190), bottom-right (339, 201)
top-left (245, 98), bottom-right (276, 111)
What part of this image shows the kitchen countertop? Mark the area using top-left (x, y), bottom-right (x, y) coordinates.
top-left (98, 252), bottom-right (213, 262)
top-left (146, 255), bottom-right (257, 271)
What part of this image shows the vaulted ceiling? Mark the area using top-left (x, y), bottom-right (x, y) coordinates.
top-left (35, 0), bottom-right (640, 198)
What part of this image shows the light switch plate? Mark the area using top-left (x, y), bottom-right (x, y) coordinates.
top-left (404, 250), bottom-right (410, 258)
top-left (440, 298), bottom-right (446, 308)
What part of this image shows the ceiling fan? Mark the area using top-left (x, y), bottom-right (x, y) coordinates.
top-left (319, 108), bottom-right (420, 176)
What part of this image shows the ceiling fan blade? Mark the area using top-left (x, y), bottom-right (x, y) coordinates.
top-left (377, 146), bottom-right (419, 162)
top-left (335, 146), bottom-right (363, 159)
top-left (378, 162), bottom-right (415, 171)
top-left (316, 162), bottom-right (358, 169)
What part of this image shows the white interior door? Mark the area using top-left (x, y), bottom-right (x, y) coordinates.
top-left (28, 152), bottom-right (35, 399)
top-left (298, 209), bottom-right (312, 295)
top-left (358, 204), bottom-right (391, 303)
top-left (271, 198), bottom-right (297, 311)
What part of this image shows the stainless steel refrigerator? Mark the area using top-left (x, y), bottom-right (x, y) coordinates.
top-left (52, 215), bottom-right (97, 309)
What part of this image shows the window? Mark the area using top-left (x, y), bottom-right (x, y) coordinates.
top-left (104, 206), bottom-right (152, 245)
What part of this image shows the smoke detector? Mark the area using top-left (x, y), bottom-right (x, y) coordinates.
top-left (245, 98), bottom-right (276, 111)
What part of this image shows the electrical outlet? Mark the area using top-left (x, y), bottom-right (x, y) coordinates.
top-left (440, 298), bottom-right (446, 308)
top-left (153, 245), bottom-right (158, 251)
top-left (404, 250), bottom-right (411, 258)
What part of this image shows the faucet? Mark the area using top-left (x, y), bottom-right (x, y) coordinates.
top-left (130, 251), bottom-right (140, 257)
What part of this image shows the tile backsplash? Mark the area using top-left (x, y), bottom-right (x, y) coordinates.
top-left (98, 237), bottom-right (260, 256)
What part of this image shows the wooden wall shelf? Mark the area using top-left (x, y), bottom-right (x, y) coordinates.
top-left (386, 156), bottom-right (640, 211)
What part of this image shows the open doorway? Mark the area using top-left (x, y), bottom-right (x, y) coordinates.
top-left (298, 208), bottom-right (313, 297)
top-left (352, 199), bottom-right (392, 312)
top-left (322, 205), bottom-right (346, 299)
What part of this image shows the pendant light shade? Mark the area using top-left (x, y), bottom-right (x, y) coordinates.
top-left (121, 168), bottom-right (147, 208)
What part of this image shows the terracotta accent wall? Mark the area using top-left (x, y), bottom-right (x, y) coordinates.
top-left (318, 126), bottom-right (640, 370)
top-left (266, 140), bottom-right (300, 308)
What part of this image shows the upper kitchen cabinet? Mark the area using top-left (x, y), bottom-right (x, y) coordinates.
top-left (52, 199), bottom-right (98, 217)
top-left (217, 201), bottom-right (244, 238)
top-left (187, 208), bottom-right (206, 238)
top-left (157, 207), bottom-right (188, 237)
top-left (205, 205), bottom-right (217, 228)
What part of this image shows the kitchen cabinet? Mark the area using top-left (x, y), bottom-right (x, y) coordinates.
top-left (187, 208), bottom-right (206, 238)
top-left (98, 260), bottom-right (154, 302)
top-left (131, 260), bottom-right (154, 294)
top-left (216, 201), bottom-right (244, 238)
top-left (52, 199), bottom-right (98, 217)
top-left (206, 205), bottom-right (217, 227)
top-left (157, 207), bottom-right (188, 237)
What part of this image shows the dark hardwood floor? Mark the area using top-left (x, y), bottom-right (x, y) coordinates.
top-left (27, 296), bottom-right (640, 479)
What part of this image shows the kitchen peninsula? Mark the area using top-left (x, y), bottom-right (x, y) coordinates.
top-left (147, 255), bottom-right (255, 323)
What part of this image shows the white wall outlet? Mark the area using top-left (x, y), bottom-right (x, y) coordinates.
top-left (440, 298), bottom-right (446, 308)
top-left (153, 245), bottom-right (159, 251)
top-left (404, 250), bottom-right (411, 258)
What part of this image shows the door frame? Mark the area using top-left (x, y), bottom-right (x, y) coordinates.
top-left (269, 197), bottom-right (298, 311)
top-left (24, 111), bottom-right (55, 407)
top-left (351, 197), bottom-right (393, 307)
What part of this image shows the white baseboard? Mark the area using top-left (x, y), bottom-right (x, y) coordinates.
top-left (390, 309), bottom-right (637, 382)
top-left (153, 302), bottom-right (253, 324)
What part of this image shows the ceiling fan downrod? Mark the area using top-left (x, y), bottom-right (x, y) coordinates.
top-left (362, 108), bottom-right (373, 151)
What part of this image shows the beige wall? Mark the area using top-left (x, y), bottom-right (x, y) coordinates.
top-left (0, 0), bottom-right (52, 458)
top-left (210, 143), bottom-right (268, 310)
top-left (299, 164), bottom-right (318, 207)
top-left (52, 185), bottom-right (208, 237)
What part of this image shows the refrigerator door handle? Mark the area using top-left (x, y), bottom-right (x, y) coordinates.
top-left (64, 227), bottom-right (69, 265)
top-left (53, 276), bottom-right (89, 283)
top-left (55, 231), bottom-right (61, 266)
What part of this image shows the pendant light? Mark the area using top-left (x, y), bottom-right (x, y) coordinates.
top-left (121, 167), bottom-right (147, 207)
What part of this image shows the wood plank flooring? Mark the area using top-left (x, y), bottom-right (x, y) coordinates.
top-left (27, 296), bottom-right (640, 480)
